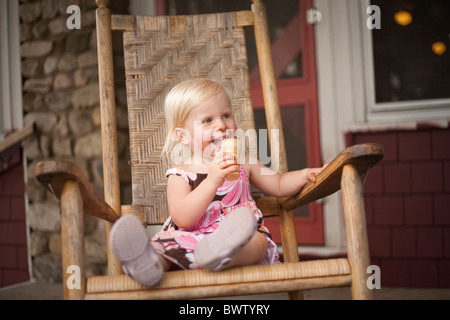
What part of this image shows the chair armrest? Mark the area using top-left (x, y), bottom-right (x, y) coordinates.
top-left (35, 160), bottom-right (118, 222)
top-left (281, 143), bottom-right (384, 211)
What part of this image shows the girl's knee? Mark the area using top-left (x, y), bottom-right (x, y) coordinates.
top-left (253, 232), bottom-right (269, 263)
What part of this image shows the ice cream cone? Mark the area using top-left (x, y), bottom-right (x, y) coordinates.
top-left (221, 138), bottom-right (241, 181)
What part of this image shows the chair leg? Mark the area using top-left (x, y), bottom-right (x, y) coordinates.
top-left (279, 209), bottom-right (304, 300)
top-left (341, 164), bottom-right (373, 300)
top-left (61, 180), bottom-right (86, 300)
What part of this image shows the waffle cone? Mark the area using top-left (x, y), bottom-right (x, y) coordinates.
top-left (221, 138), bottom-right (241, 181)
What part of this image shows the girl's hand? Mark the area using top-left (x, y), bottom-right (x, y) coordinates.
top-left (206, 152), bottom-right (239, 189)
top-left (306, 163), bottom-right (328, 183)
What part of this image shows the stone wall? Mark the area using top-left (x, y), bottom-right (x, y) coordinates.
top-left (20, 0), bottom-right (130, 282)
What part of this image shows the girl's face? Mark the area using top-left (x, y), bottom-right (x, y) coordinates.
top-left (177, 92), bottom-right (237, 163)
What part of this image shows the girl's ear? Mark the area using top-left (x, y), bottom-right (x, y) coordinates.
top-left (174, 128), bottom-right (190, 145)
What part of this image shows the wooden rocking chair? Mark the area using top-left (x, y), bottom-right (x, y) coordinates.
top-left (35, 0), bottom-right (383, 300)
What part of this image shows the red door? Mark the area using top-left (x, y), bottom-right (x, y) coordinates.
top-left (249, 0), bottom-right (324, 245)
top-left (156, 0), bottom-right (324, 245)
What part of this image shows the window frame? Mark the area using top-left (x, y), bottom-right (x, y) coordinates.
top-left (0, 0), bottom-right (22, 140)
top-left (361, 0), bottom-right (450, 123)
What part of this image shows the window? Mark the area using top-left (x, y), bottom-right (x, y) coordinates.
top-left (364, 0), bottom-right (450, 120)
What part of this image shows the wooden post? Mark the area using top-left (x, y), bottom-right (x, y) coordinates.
top-left (251, 0), bottom-right (288, 175)
top-left (61, 180), bottom-right (86, 300)
top-left (341, 164), bottom-right (373, 300)
top-left (96, 0), bottom-right (122, 276)
top-left (252, 0), bottom-right (302, 300)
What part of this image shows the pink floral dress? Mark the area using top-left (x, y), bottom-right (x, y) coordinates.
top-left (150, 166), bottom-right (279, 270)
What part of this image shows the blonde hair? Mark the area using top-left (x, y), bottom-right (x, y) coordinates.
top-left (162, 79), bottom-right (230, 163)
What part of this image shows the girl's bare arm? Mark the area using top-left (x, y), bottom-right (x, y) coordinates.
top-left (166, 174), bottom-right (218, 228)
top-left (246, 156), bottom-right (325, 198)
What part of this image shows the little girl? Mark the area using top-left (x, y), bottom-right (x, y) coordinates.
top-left (110, 79), bottom-right (325, 286)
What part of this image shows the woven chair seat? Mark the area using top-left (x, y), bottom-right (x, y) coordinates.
top-left (86, 258), bottom-right (351, 299)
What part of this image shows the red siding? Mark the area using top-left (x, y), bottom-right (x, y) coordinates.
top-left (0, 145), bottom-right (30, 288)
top-left (348, 127), bottom-right (450, 288)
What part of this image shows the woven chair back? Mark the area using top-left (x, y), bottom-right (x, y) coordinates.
top-left (123, 13), bottom-right (256, 224)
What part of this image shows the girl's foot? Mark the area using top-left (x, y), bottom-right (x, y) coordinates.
top-left (194, 207), bottom-right (257, 271)
top-left (110, 215), bottom-right (163, 286)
